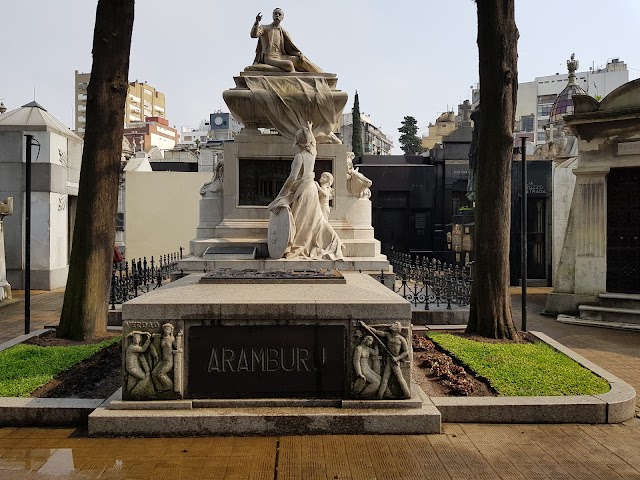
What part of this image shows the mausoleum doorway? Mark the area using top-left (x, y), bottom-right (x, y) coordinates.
top-left (606, 167), bottom-right (640, 294)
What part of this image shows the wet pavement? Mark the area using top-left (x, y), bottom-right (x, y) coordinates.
top-left (0, 289), bottom-right (639, 479)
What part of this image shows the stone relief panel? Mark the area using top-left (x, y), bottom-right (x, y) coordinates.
top-left (351, 321), bottom-right (412, 399)
top-left (123, 321), bottom-right (184, 400)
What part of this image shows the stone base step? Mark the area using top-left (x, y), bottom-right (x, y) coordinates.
top-left (598, 292), bottom-right (640, 309)
top-left (178, 256), bottom-right (391, 273)
top-left (88, 386), bottom-right (440, 437)
top-left (557, 314), bottom-right (640, 332)
top-left (190, 237), bottom-right (381, 258)
top-left (579, 305), bottom-right (640, 325)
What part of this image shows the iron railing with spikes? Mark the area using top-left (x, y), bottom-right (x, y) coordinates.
top-left (109, 248), bottom-right (183, 310)
top-left (382, 248), bottom-right (473, 310)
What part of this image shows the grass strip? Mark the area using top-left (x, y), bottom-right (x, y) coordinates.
top-left (427, 332), bottom-right (610, 396)
top-left (0, 337), bottom-right (120, 397)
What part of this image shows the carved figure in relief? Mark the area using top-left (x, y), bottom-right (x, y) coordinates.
top-left (200, 153), bottom-right (224, 197)
top-left (346, 153), bottom-right (372, 199)
top-left (359, 321), bottom-right (411, 399)
top-left (315, 172), bottom-right (334, 220)
top-left (268, 124), bottom-right (344, 259)
top-left (250, 8), bottom-right (323, 73)
top-left (152, 323), bottom-right (178, 392)
top-left (352, 335), bottom-right (382, 398)
top-left (125, 331), bottom-right (155, 397)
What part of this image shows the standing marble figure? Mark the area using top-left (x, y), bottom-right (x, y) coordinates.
top-left (268, 124), bottom-right (344, 260)
top-left (315, 172), bottom-right (334, 221)
top-left (251, 8), bottom-right (323, 73)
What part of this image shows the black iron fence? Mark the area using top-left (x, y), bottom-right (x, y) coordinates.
top-left (110, 249), bottom-right (183, 310)
top-left (383, 249), bottom-right (473, 309)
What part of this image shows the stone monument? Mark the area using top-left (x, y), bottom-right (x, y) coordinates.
top-left (0, 197), bottom-right (13, 302)
top-left (184, 7), bottom-right (388, 272)
top-left (90, 9), bottom-right (438, 437)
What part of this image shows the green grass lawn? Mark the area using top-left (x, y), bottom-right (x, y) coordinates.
top-left (0, 337), bottom-right (120, 397)
top-left (427, 332), bottom-right (610, 396)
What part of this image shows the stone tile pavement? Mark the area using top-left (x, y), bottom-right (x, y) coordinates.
top-left (0, 289), bottom-right (639, 479)
top-left (0, 289), bottom-right (63, 343)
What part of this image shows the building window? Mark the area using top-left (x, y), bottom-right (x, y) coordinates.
top-left (537, 105), bottom-right (552, 116)
top-left (537, 132), bottom-right (546, 141)
top-left (537, 94), bottom-right (557, 104)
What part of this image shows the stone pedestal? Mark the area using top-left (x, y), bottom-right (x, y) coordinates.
top-left (119, 272), bottom-right (412, 400)
top-left (196, 192), bottom-right (224, 239)
top-left (187, 131), bottom-right (389, 271)
top-left (88, 272), bottom-right (441, 436)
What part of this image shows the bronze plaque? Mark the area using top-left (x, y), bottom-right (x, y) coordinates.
top-left (188, 325), bottom-right (345, 398)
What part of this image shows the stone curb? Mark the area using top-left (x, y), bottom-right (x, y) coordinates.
top-left (0, 329), bottom-right (108, 427)
top-left (431, 330), bottom-right (637, 424)
top-left (0, 329), bottom-right (635, 428)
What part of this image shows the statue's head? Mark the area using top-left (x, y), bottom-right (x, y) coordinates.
top-left (390, 322), bottom-right (402, 333)
top-left (363, 336), bottom-right (374, 346)
top-left (162, 323), bottom-right (174, 336)
top-left (294, 123), bottom-right (316, 155)
top-left (131, 333), bottom-right (141, 345)
top-left (272, 8), bottom-right (284, 25)
top-left (319, 172), bottom-right (333, 186)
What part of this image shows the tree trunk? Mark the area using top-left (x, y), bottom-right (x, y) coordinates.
top-left (58, 0), bottom-right (134, 340)
top-left (466, 0), bottom-right (519, 339)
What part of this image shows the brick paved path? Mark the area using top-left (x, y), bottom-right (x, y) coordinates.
top-left (0, 290), bottom-right (638, 479)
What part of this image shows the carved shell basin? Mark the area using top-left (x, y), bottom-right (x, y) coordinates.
top-left (223, 72), bottom-right (348, 130)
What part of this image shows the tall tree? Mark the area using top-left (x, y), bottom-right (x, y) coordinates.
top-left (398, 116), bottom-right (423, 155)
top-left (351, 91), bottom-right (364, 158)
top-left (465, 0), bottom-right (519, 339)
top-left (57, 0), bottom-right (135, 340)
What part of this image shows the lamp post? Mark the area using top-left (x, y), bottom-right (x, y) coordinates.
top-left (24, 134), bottom-right (33, 334)
top-left (520, 136), bottom-right (527, 332)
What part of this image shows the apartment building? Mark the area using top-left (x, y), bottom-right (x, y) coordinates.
top-left (471, 56), bottom-right (629, 144)
top-left (339, 112), bottom-right (393, 155)
top-left (74, 71), bottom-right (167, 136)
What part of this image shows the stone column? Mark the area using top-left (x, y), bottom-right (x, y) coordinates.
top-left (0, 197), bottom-right (13, 302)
top-left (572, 168), bottom-right (608, 295)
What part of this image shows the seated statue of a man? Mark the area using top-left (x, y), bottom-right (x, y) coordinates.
top-left (250, 8), bottom-right (323, 73)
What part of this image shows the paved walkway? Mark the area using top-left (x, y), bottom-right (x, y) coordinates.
top-left (0, 290), bottom-right (639, 479)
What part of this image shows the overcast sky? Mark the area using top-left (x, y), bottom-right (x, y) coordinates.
top-left (2, 1), bottom-right (639, 153)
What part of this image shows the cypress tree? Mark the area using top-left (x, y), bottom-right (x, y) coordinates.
top-left (351, 91), bottom-right (364, 158)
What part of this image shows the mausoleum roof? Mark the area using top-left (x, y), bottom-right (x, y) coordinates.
top-left (0, 102), bottom-right (82, 140)
top-left (549, 54), bottom-right (589, 125)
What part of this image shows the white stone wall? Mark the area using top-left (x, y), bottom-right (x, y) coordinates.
top-left (49, 192), bottom-right (69, 270)
top-left (124, 171), bottom-right (211, 262)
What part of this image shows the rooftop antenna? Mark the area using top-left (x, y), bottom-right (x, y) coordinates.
top-left (33, 87), bottom-right (36, 101)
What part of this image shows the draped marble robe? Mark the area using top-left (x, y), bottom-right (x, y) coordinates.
top-left (268, 126), bottom-right (344, 260)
